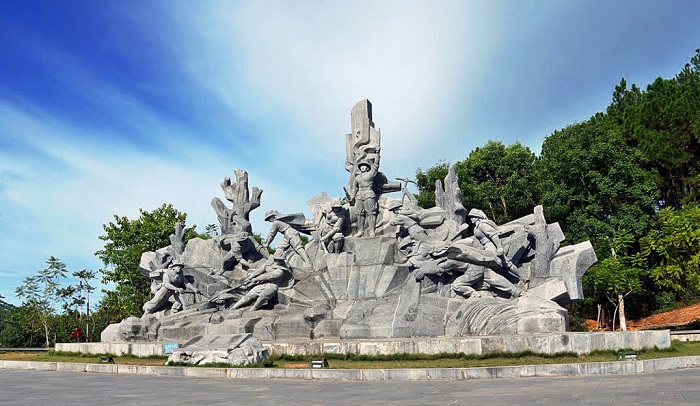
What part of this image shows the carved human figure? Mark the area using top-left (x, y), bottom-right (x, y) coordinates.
top-left (406, 240), bottom-right (524, 299)
top-left (391, 204), bottom-right (525, 299)
top-left (390, 206), bottom-right (430, 242)
top-left (467, 208), bottom-right (519, 276)
top-left (231, 283), bottom-right (278, 311)
top-left (229, 213), bottom-right (252, 235)
top-left (232, 251), bottom-right (289, 310)
top-left (450, 265), bottom-right (523, 299)
top-left (318, 198), bottom-right (347, 253)
top-left (143, 261), bottom-right (197, 314)
top-left (215, 232), bottom-right (255, 274)
top-left (238, 250), bottom-right (288, 290)
top-left (262, 210), bottom-right (312, 264)
top-left (350, 161), bottom-right (379, 237)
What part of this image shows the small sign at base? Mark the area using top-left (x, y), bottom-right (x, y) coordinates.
top-left (311, 358), bottom-right (329, 368)
top-left (163, 342), bottom-right (179, 355)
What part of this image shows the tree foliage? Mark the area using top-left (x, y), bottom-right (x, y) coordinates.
top-left (95, 203), bottom-right (195, 320)
top-left (613, 49), bottom-right (700, 209)
top-left (536, 115), bottom-right (658, 257)
top-left (640, 204), bottom-right (700, 298)
top-left (0, 303), bottom-right (44, 347)
top-left (415, 142), bottom-right (537, 225)
top-left (455, 141), bottom-right (537, 224)
top-left (62, 269), bottom-right (97, 340)
top-left (14, 256), bottom-right (68, 347)
top-left (415, 161), bottom-right (449, 209)
top-left (584, 229), bottom-right (645, 330)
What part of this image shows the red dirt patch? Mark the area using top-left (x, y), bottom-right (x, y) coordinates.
top-left (629, 301), bottom-right (700, 330)
top-left (583, 319), bottom-right (599, 331)
top-left (283, 363), bottom-right (309, 369)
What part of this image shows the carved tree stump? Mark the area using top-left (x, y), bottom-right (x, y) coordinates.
top-left (169, 221), bottom-right (186, 256)
top-left (435, 165), bottom-right (466, 225)
top-left (212, 169), bottom-right (263, 235)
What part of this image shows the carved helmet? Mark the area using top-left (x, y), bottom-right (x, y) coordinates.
top-left (330, 198), bottom-right (343, 209)
top-left (357, 161), bottom-right (372, 171)
top-left (264, 210), bottom-right (278, 221)
top-left (385, 199), bottom-right (403, 212)
top-left (467, 208), bottom-right (487, 219)
top-left (170, 260), bottom-right (185, 268)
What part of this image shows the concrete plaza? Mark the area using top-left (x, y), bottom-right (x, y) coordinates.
top-left (2, 368), bottom-right (700, 405)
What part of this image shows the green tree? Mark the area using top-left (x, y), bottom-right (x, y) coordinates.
top-left (640, 204), bottom-right (700, 300)
top-left (415, 161), bottom-right (450, 209)
top-left (205, 223), bottom-right (219, 237)
top-left (606, 78), bottom-right (642, 124)
top-left (14, 256), bottom-right (68, 347)
top-left (415, 141), bottom-right (537, 224)
top-left (0, 303), bottom-right (45, 347)
top-left (0, 298), bottom-right (16, 346)
top-left (624, 78), bottom-right (700, 208)
top-left (536, 115), bottom-right (658, 257)
top-left (96, 204), bottom-right (195, 320)
top-left (455, 141), bottom-right (537, 224)
top-left (613, 49), bottom-right (700, 208)
top-left (584, 230), bottom-right (644, 331)
top-left (61, 269), bottom-right (97, 341)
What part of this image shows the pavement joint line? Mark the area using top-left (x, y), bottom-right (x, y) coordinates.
top-left (2, 356), bottom-right (700, 381)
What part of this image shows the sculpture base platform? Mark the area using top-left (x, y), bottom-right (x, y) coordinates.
top-left (58, 330), bottom-right (670, 357)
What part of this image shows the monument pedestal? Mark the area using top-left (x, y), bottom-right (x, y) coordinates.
top-left (57, 329), bottom-right (671, 357)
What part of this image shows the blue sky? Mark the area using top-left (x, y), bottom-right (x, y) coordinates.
top-left (1, 0), bottom-right (698, 305)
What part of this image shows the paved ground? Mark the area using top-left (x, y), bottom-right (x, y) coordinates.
top-left (2, 368), bottom-right (700, 405)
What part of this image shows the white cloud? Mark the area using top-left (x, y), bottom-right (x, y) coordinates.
top-left (166, 1), bottom-right (504, 178)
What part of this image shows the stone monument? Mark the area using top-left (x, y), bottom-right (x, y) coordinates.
top-left (101, 99), bottom-right (597, 348)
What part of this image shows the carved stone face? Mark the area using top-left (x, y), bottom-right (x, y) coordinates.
top-left (264, 210), bottom-right (277, 222)
top-left (167, 264), bottom-right (184, 276)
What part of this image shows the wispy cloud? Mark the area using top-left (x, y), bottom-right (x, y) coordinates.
top-left (0, 84), bottom-right (321, 302)
top-left (164, 1), bottom-right (503, 177)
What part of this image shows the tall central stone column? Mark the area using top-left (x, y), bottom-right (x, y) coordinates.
top-left (345, 99), bottom-right (381, 191)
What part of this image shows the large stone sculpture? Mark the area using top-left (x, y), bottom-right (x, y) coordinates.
top-left (102, 100), bottom-right (597, 345)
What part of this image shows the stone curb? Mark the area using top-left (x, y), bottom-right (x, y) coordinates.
top-left (2, 356), bottom-right (700, 381)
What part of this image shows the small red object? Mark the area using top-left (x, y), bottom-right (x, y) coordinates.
top-left (71, 327), bottom-right (84, 339)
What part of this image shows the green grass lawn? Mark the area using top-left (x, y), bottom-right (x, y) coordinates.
top-left (1, 340), bottom-right (699, 369)
top-left (0, 351), bottom-right (167, 366)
